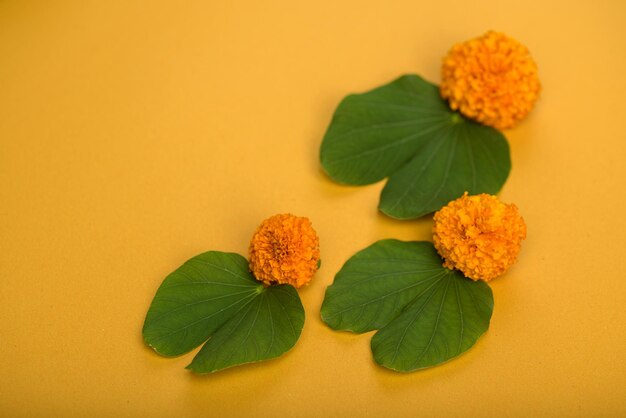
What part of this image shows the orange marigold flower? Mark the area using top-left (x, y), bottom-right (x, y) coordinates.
top-left (248, 214), bottom-right (320, 288)
top-left (432, 193), bottom-right (526, 281)
top-left (440, 31), bottom-right (541, 130)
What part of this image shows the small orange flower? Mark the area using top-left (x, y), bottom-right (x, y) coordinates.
top-left (440, 31), bottom-right (541, 130)
top-left (248, 214), bottom-right (320, 288)
top-left (432, 193), bottom-right (526, 281)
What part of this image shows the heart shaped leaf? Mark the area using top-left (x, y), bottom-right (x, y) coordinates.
top-left (188, 285), bottom-right (304, 373)
top-left (321, 240), bottom-right (493, 372)
top-left (319, 75), bottom-right (510, 219)
top-left (143, 251), bottom-right (304, 373)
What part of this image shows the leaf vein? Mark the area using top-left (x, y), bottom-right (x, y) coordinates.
top-left (385, 129), bottom-right (451, 212)
top-left (147, 289), bottom-right (258, 325)
top-left (187, 258), bottom-right (252, 283)
top-left (326, 274), bottom-right (444, 318)
top-left (325, 120), bottom-right (449, 166)
top-left (417, 127), bottom-right (459, 211)
top-left (454, 277), bottom-right (465, 354)
top-left (147, 293), bottom-right (257, 343)
top-left (269, 289), bottom-right (298, 339)
top-left (389, 276), bottom-right (445, 365)
top-left (410, 277), bottom-right (451, 369)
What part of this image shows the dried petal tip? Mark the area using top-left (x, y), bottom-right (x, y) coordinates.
top-left (248, 214), bottom-right (320, 288)
top-left (440, 31), bottom-right (541, 130)
top-left (432, 193), bottom-right (526, 281)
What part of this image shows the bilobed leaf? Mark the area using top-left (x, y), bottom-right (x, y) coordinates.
top-left (143, 251), bottom-right (304, 373)
top-left (319, 75), bottom-right (510, 219)
top-left (142, 252), bottom-right (260, 357)
top-left (321, 240), bottom-right (493, 372)
top-left (188, 285), bottom-right (304, 373)
top-left (379, 120), bottom-right (509, 218)
top-left (321, 240), bottom-right (445, 333)
top-left (371, 267), bottom-right (493, 372)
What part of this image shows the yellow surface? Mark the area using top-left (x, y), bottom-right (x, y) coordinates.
top-left (1, 1), bottom-right (625, 416)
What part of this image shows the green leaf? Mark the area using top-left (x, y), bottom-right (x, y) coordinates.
top-left (319, 75), bottom-right (510, 219)
top-left (321, 240), bottom-right (445, 333)
top-left (321, 240), bottom-right (493, 372)
top-left (188, 285), bottom-right (304, 374)
top-left (143, 251), bottom-right (304, 373)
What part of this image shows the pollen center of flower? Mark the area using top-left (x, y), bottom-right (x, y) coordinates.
top-left (273, 242), bottom-right (289, 259)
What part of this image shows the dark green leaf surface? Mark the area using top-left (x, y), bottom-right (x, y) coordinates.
top-left (143, 251), bottom-right (304, 373)
top-left (321, 240), bottom-right (493, 372)
top-left (188, 285), bottom-right (304, 373)
top-left (321, 240), bottom-right (445, 333)
top-left (320, 75), bottom-right (510, 219)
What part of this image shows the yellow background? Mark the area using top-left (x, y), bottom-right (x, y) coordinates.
top-left (1, 0), bottom-right (625, 416)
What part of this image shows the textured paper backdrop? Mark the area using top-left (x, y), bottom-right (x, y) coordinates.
top-left (1, 1), bottom-right (625, 416)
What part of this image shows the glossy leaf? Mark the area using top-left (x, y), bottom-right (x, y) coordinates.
top-left (143, 251), bottom-right (304, 373)
top-left (321, 240), bottom-right (493, 372)
top-left (319, 75), bottom-right (510, 219)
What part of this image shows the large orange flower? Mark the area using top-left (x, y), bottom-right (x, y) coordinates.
top-left (440, 31), bottom-right (541, 130)
top-left (248, 214), bottom-right (320, 288)
top-left (433, 193), bottom-right (526, 281)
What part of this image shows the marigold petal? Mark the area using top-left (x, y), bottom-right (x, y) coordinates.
top-left (432, 193), bottom-right (526, 281)
top-left (248, 214), bottom-right (320, 288)
top-left (440, 31), bottom-right (541, 130)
